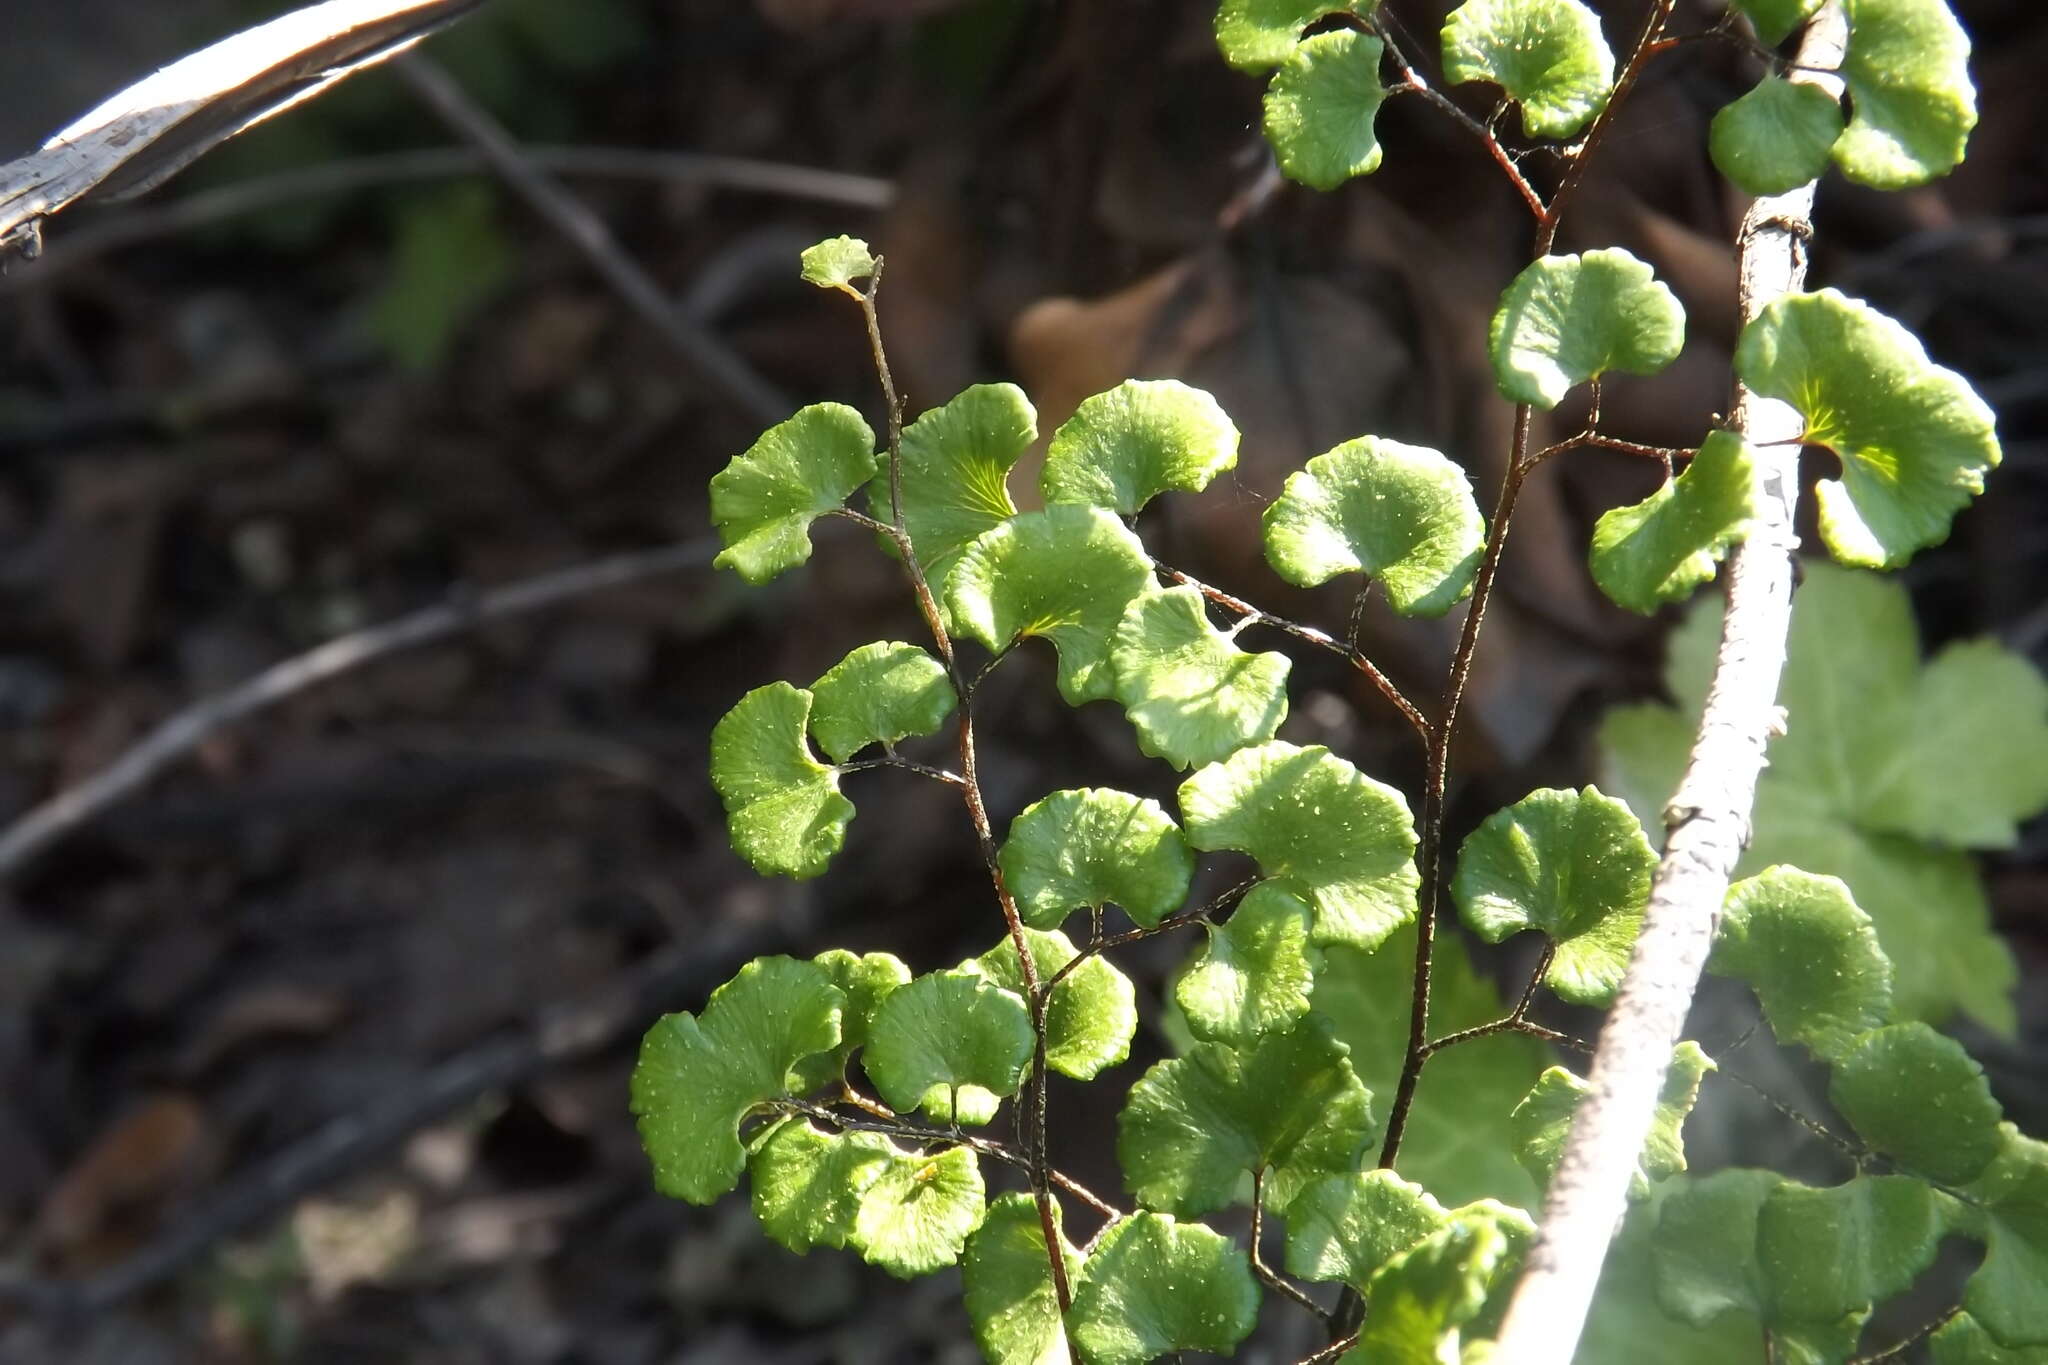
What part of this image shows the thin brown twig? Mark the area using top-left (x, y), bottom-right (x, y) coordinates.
top-left (392, 54), bottom-right (787, 422)
top-left (1843, 1305), bottom-right (1963, 1364)
top-left (1043, 879), bottom-right (1256, 994)
top-left (1297, 1330), bottom-right (1363, 1364)
top-left (0, 537), bottom-right (720, 882)
top-left (1252, 1169), bottom-right (1335, 1325)
top-left (1371, 18), bottom-right (1547, 221)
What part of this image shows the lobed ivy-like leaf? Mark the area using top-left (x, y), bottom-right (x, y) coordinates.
top-left (962, 927), bottom-right (1137, 1081)
top-left (863, 969), bottom-right (1034, 1125)
top-left (1441, 0), bottom-right (1616, 139)
top-left (962, 1193), bottom-right (1080, 1365)
top-left (1962, 1129), bottom-right (2048, 1349)
top-left (1510, 1042), bottom-right (1712, 1196)
top-left (1599, 562), bottom-right (2044, 1029)
top-left (748, 1117), bottom-right (892, 1254)
top-left (1175, 882), bottom-right (1317, 1045)
top-left (1710, 867), bottom-right (1893, 1062)
top-left (946, 505), bottom-right (1157, 705)
top-left (788, 948), bottom-right (912, 1092)
top-left (1733, 0), bottom-right (1822, 45)
top-left (1040, 379), bottom-right (1239, 517)
top-left (1451, 786), bottom-right (1656, 1007)
top-left (710, 683), bottom-right (855, 880)
top-left (1214, 0), bottom-right (1361, 72)
top-left (853, 1141), bottom-right (988, 1279)
top-left (1116, 1013), bottom-right (1375, 1217)
top-left (1489, 248), bottom-right (1686, 410)
top-left (872, 382), bottom-right (1032, 594)
top-left (998, 787), bottom-right (1194, 931)
top-left (1353, 1214), bottom-right (1523, 1363)
top-left (1285, 1169), bottom-right (1452, 1289)
top-left (710, 403), bottom-right (878, 584)
top-left (632, 956), bottom-right (843, 1204)
top-left (1835, 0), bottom-right (1978, 190)
top-left (1262, 30), bottom-right (1390, 191)
top-left (807, 641), bottom-right (954, 764)
top-left (1710, 76), bottom-right (1845, 197)
top-left (1652, 1168), bottom-right (1784, 1328)
top-left (1736, 289), bottom-right (1999, 569)
top-left (1589, 431), bottom-right (1759, 614)
top-left (1577, 1198), bottom-right (1766, 1364)
top-left (1110, 587), bottom-right (1290, 771)
top-left (1066, 1212), bottom-right (1260, 1365)
top-left (1313, 923), bottom-right (1550, 1208)
top-left (1179, 741), bottom-right (1421, 951)
top-left (1261, 435), bottom-right (1487, 617)
top-left (1756, 1175), bottom-right (1956, 1325)
top-left (1932, 1314), bottom-right (2048, 1365)
top-left (798, 234), bottom-right (876, 293)
top-left (1829, 1022), bottom-right (2004, 1185)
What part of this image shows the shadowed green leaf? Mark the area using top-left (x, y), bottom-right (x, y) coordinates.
top-left (1831, 1022), bottom-right (2004, 1184)
top-left (1711, 868), bottom-right (1892, 1061)
top-left (1653, 1168), bottom-right (1784, 1326)
top-left (808, 641), bottom-right (955, 764)
top-left (1711, 76), bottom-right (1845, 196)
top-left (632, 956), bottom-right (843, 1203)
top-left (1452, 786), bottom-right (1655, 1006)
top-left (1757, 1175), bottom-right (1956, 1323)
top-left (871, 382), bottom-right (1033, 593)
top-left (710, 683), bottom-right (855, 880)
top-left (1180, 741), bottom-right (1420, 951)
top-left (1262, 435), bottom-right (1487, 616)
top-left (1835, 0), bottom-right (1978, 189)
top-left (1175, 883), bottom-right (1317, 1044)
top-left (1737, 289), bottom-right (1999, 568)
top-left (963, 927), bottom-right (1137, 1080)
top-left (1067, 1212), bottom-right (1260, 1364)
top-left (1041, 380), bottom-right (1239, 516)
top-left (1733, 0), bottom-right (1822, 45)
top-left (1263, 30), bottom-right (1390, 190)
top-left (998, 787), bottom-right (1194, 931)
top-left (864, 970), bottom-right (1034, 1125)
top-left (947, 506), bottom-right (1157, 705)
top-left (1442, 0), bottom-right (1616, 138)
top-left (853, 1141), bottom-right (987, 1278)
top-left (1963, 1130), bottom-right (2048, 1350)
top-left (749, 1118), bottom-right (892, 1253)
top-left (963, 1193), bottom-right (1081, 1365)
top-left (1490, 249), bottom-right (1686, 410)
top-left (1215, 0), bottom-right (1362, 71)
top-left (710, 404), bottom-right (878, 584)
top-left (1510, 1042), bottom-right (1713, 1196)
top-left (1110, 587), bottom-right (1290, 770)
top-left (1117, 1013), bottom-right (1374, 1216)
top-left (799, 234), bottom-right (876, 292)
top-left (1590, 431), bottom-right (1759, 614)
top-left (1933, 1314), bottom-right (2048, 1365)
top-left (788, 948), bottom-right (912, 1092)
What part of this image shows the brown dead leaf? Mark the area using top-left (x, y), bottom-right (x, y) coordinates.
top-left (38, 1093), bottom-right (212, 1271)
top-left (175, 983), bottom-right (352, 1078)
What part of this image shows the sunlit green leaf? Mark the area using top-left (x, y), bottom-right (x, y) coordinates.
top-left (1835, 0), bottom-right (1978, 189)
top-left (1117, 1013), bottom-right (1374, 1216)
top-left (1510, 1042), bottom-right (1712, 1197)
top-left (1590, 431), bottom-right (1759, 614)
top-left (1963, 1130), bottom-right (2048, 1350)
top-left (963, 1193), bottom-right (1081, 1365)
top-left (963, 927), bottom-right (1137, 1081)
top-left (1175, 883), bottom-right (1317, 1044)
top-left (799, 234), bottom-right (876, 293)
top-left (807, 641), bottom-right (955, 764)
top-left (632, 956), bottom-right (843, 1203)
top-left (1736, 289), bottom-right (1999, 568)
top-left (1215, 0), bottom-right (1362, 71)
top-left (852, 1141), bottom-right (987, 1278)
top-left (1710, 76), bottom-right (1845, 196)
top-left (788, 948), bottom-right (912, 1092)
top-left (871, 382), bottom-right (1033, 593)
top-left (998, 787), bottom-right (1194, 931)
top-left (1757, 1175), bottom-right (1955, 1323)
top-left (863, 970), bottom-right (1034, 1125)
top-left (1180, 741), bottom-right (1420, 951)
top-left (1263, 30), bottom-right (1390, 190)
top-left (710, 403), bottom-right (878, 584)
top-left (947, 505), bottom-right (1158, 705)
top-left (1353, 1215), bottom-right (1519, 1363)
top-left (1442, 0), bottom-right (1616, 138)
top-left (1490, 249), bottom-right (1686, 410)
top-left (1733, 0), bottom-right (1822, 45)
top-left (1452, 786), bottom-right (1655, 1007)
top-left (1067, 1212), bottom-right (1260, 1365)
top-left (1262, 435), bottom-right (1487, 616)
top-left (1040, 379), bottom-right (1240, 517)
top-left (1830, 1022), bottom-right (2004, 1184)
top-left (1932, 1314), bottom-right (2048, 1365)
top-left (1711, 868), bottom-right (1892, 1061)
top-left (748, 1118), bottom-right (892, 1253)
top-left (1285, 1169), bottom-right (1451, 1288)
top-left (710, 683), bottom-right (855, 880)
top-left (1110, 587), bottom-right (1290, 771)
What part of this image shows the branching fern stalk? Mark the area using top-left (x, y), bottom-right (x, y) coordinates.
top-left (632, 3), bottom-right (2048, 1364)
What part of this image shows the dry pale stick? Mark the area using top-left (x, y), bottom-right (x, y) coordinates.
top-left (1488, 8), bottom-right (1851, 1362)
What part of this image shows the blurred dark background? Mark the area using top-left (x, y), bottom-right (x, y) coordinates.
top-left (0, 0), bottom-right (2044, 1360)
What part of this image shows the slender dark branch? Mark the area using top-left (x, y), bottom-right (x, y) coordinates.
top-left (1843, 1305), bottom-right (1963, 1364)
top-left (1154, 562), bottom-right (1432, 741)
top-left (1297, 1331), bottom-right (1363, 1365)
top-left (840, 757), bottom-right (966, 787)
top-left (1252, 1169), bottom-right (1335, 1325)
top-left (1042, 891), bottom-right (1236, 995)
top-left (1418, 942), bottom-right (1557, 1059)
top-left (1510, 943), bottom-right (1556, 1021)
top-left (1709, 1065), bottom-right (1865, 1162)
top-left (1368, 14), bottom-right (1546, 220)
